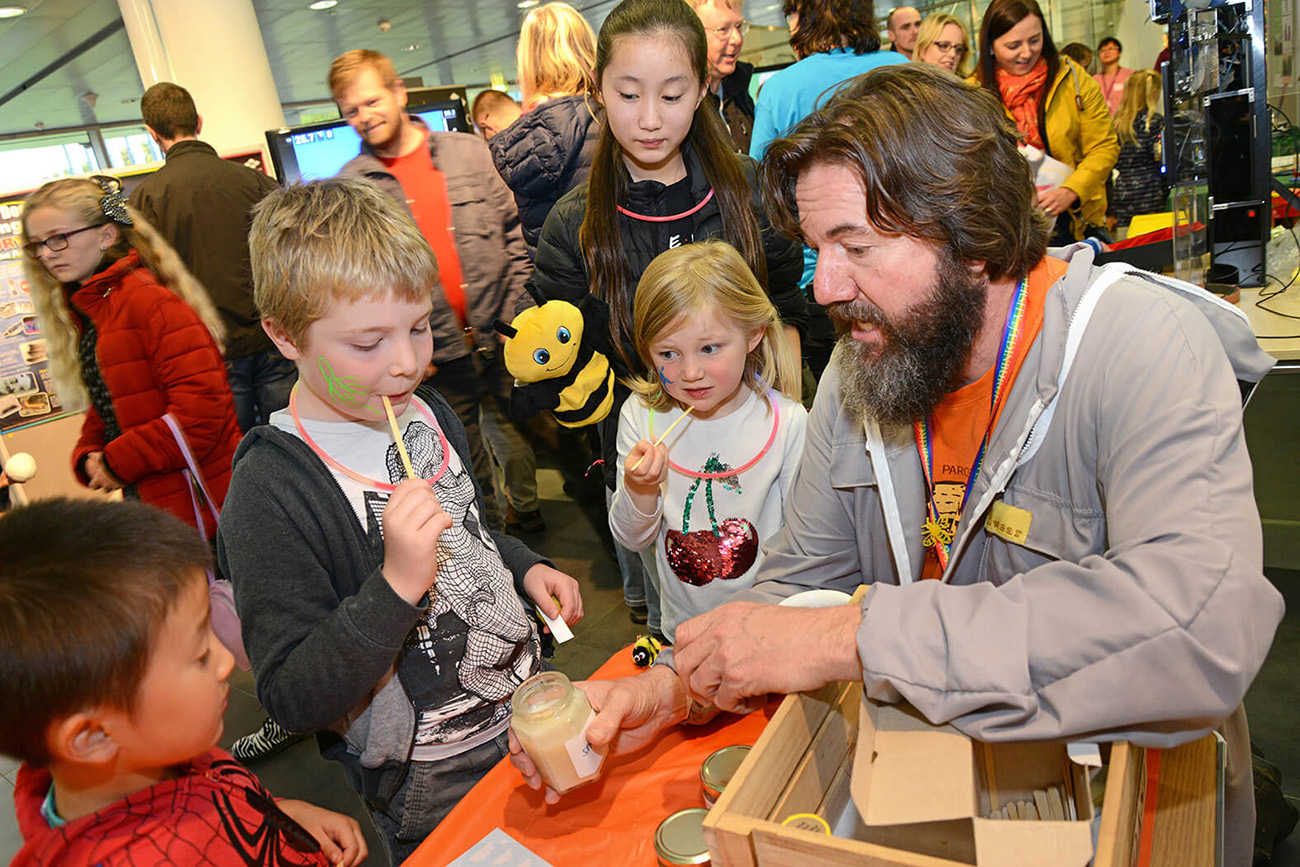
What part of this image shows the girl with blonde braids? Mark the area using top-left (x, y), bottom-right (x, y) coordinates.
top-left (21, 175), bottom-right (240, 538)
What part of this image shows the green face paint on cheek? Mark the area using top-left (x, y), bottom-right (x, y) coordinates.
top-left (318, 357), bottom-right (382, 416)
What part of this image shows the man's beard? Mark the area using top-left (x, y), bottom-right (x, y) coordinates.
top-left (828, 250), bottom-right (988, 428)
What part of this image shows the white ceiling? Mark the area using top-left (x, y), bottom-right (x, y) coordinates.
top-left (0, 0), bottom-right (797, 138)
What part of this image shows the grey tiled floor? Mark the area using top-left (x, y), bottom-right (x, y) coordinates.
top-left (2, 474), bottom-right (1298, 864)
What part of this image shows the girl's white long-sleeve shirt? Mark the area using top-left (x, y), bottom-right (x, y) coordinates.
top-left (609, 386), bottom-right (808, 642)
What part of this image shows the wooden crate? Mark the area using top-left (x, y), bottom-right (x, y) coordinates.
top-left (704, 678), bottom-right (1221, 867)
top-left (704, 681), bottom-right (1152, 867)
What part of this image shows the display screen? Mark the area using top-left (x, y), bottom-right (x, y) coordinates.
top-left (265, 100), bottom-right (469, 184)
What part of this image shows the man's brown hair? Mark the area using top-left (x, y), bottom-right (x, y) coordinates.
top-left (328, 49), bottom-right (400, 99)
top-left (140, 82), bottom-right (199, 140)
top-left (0, 499), bottom-right (210, 767)
top-left (471, 88), bottom-right (519, 124)
top-left (760, 64), bottom-right (1049, 284)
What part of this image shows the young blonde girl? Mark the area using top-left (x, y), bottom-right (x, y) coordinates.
top-left (529, 0), bottom-right (807, 635)
top-left (1110, 69), bottom-right (1168, 226)
top-left (21, 175), bottom-right (240, 538)
top-left (609, 242), bottom-right (807, 643)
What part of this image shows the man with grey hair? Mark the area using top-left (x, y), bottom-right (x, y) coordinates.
top-left (688, 0), bottom-right (755, 152)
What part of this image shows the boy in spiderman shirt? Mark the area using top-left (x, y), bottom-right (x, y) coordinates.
top-left (0, 498), bottom-right (366, 867)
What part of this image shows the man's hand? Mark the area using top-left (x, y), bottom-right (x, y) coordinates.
top-left (277, 799), bottom-right (368, 866)
top-left (381, 478), bottom-right (452, 604)
top-left (84, 451), bottom-right (123, 492)
top-left (522, 562), bottom-right (584, 626)
top-left (673, 601), bottom-right (863, 713)
top-left (509, 666), bottom-right (688, 803)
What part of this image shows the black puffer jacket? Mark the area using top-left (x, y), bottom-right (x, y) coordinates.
top-left (528, 141), bottom-right (808, 375)
top-left (528, 142), bottom-right (809, 489)
top-left (489, 95), bottom-right (603, 257)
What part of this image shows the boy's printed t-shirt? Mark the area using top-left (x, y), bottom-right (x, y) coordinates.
top-left (272, 396), bottom-right (539, 760)
top-left (12, 748), bottom-right (330, 866)
top-left (917, 256), bottom-right (1063, 581)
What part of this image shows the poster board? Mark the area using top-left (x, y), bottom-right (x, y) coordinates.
top-left (0, 198), bottom-right (72, 433)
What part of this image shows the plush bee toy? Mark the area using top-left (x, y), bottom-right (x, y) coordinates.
top-left (631, 634), bottom-right (662, 667)
top-left (493, 287), bottom-right (615, 428)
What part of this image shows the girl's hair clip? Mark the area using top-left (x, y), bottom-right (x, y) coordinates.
top-left (92, 175), bottom-right (133, 227)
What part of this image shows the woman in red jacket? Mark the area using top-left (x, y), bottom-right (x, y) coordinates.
top-left (21, 176), bottom-right (240, 539)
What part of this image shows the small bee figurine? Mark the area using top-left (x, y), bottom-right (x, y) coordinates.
top-left (493, 287), bottom-right (615, 428)
top-left (631, 634), bottom-right (662, 668)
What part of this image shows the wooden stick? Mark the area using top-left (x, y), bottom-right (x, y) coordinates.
top-left (983, 741), bottom-right (1000, 814)
top-left (382, 396), bottom-right (415, 480)
top-left (628, 406), bottom-right (694, 472)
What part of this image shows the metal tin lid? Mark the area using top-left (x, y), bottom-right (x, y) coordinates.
top-left (700, 745), bottom-right (751, 799)
top-left (655, 808), bottom-right (711, 866)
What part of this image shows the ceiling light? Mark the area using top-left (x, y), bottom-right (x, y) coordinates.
top-left (517, 0), bottom-right (539, 8)
top-left (308, 0), bottom-right (337, 10)
top-left (0, 5), bottom-right (28, 17)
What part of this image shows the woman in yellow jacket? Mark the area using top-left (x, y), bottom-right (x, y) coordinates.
top-left (975, 0), bottom-right (1118, 245)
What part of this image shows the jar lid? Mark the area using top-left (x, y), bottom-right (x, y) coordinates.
top-left (511, 670), bottom-right (572, 718)
top-left (700, 745), bottom-right (750, 799)
top-left (655, 808), bottom-right (711, 866)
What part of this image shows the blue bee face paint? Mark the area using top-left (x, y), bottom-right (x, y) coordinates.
top-left (659, 366), bottom-right (674, 386)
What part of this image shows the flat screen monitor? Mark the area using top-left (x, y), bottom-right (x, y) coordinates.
top-left (264, 99), bottom-right (469, 184)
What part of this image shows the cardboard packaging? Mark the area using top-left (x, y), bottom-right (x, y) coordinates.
top-left (704, 681), bottom-right (1127, 867)
top-left (849, 699), bottom-right (1093, 865)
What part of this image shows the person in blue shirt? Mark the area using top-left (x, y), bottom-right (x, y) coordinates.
top-left (750, 0), bottom-right (907, 380)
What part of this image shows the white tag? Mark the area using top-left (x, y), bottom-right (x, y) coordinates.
top-left (1067, 741), bottom-right (1102, 767)
top-left (536, 602), bottom-right (574, 643)
top-left (563, 710), bottom-right (605, 778)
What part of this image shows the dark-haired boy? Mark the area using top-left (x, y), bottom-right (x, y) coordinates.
top-left (0, 498), bottom-right (366, 867)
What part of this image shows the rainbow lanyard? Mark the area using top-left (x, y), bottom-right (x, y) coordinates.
top-left (913, 274), bottom-right (1029, 572)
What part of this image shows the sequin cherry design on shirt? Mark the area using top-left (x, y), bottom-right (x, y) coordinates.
top-left (665, 454), bottom-right (759, 586)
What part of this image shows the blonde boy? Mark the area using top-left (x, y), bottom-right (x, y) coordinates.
top-left (217, 177), bottom-right (580, 863)
top-left (0, 498), bottom-right (365, 866)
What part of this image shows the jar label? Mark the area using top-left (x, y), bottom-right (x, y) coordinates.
top-left (564, 710), bottom-right (605, 778)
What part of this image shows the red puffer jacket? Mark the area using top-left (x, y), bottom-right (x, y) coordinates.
top-left (69, 251), bottom-right (240, 537)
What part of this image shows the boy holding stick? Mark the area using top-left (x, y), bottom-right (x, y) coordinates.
top-left (217, 177), bottom-right (581, 863)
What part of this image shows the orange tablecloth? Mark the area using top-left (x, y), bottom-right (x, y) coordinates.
top-left (409, 648), bottom-right (777, 867)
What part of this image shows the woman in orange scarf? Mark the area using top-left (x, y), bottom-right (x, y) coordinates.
top-left (975, 0), bottom-right (1118, 246)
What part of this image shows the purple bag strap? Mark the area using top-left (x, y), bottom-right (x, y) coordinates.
top-left (161, 413), bottom-right (221, 552)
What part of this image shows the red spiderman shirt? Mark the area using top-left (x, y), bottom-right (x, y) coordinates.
top-left (12, 748), bottom-right (329, 866)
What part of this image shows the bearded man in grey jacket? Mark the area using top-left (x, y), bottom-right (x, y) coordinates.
top-left (508, 65), bottom-right (1284, 865)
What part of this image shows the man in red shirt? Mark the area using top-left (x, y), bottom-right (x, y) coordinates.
top-left (331, 50), bottom-right (539, 532)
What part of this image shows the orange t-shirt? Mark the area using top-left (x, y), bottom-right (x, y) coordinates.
top-left (380, 133), bottom-right (467, 326)
top-left (917, 256), bottom-right (1067, 580)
